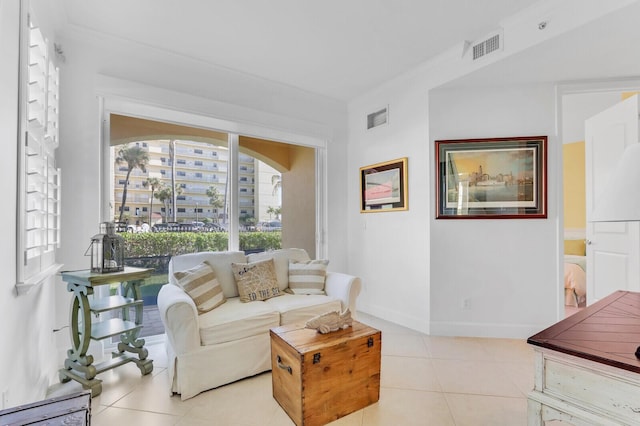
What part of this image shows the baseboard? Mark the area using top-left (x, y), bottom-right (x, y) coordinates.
top-left (357, 302), bottom-right (429, 334)
top-left (430, 320), bottom-right (548, 339)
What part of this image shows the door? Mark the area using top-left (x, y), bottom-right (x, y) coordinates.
top-left (585, 95), bottom-right (640, 303)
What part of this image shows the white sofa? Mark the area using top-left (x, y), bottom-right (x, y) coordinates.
top-left (157, 248), bottom-right (362, 400)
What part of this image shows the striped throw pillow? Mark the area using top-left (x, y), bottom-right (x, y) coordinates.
top-left (173, 262), bottom-right (226, 314)
top-left (287, 259), bottom-right (329, 295)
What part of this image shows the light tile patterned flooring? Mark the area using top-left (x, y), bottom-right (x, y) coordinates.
top-left (48, 312), bottom-right (538, 425)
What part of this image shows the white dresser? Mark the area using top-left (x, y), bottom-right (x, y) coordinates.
top-left (528, 291), bottom-right (640, 425)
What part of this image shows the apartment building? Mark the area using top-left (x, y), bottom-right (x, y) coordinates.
top-left (112, 139), bottom-right (280, 226)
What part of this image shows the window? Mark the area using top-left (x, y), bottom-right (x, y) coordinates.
top-left (194, 149), bottom-right (203, 154)
top-left (195, 161), bottom-right (203, 166)
top-left (106, 118), bottom-right (323, 256)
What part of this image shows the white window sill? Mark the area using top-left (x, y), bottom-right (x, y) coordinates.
top-left (15, 263), bottom-right (64, 295)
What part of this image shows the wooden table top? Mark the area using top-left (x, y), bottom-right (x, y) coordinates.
top-left (270, 320), bottom-right (380, 354)
top-left (528, 290), bottom-right (640, 373)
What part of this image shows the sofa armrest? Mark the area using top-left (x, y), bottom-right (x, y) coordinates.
top-left (324, 272), bottom-right (362, 315)
top-left (157, 284), bottom-right (201, 355)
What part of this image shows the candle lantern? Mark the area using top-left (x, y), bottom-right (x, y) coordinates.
top-left (87, 222), bottom-right (125, 273)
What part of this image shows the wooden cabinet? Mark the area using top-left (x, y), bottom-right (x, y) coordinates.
top-left (59, 267), bottom-right (154, 397)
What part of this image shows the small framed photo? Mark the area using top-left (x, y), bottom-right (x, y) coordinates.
top-left (360, 157), bottom-right (408, 213)
top-left (435, 136), bottom-right (547, 219)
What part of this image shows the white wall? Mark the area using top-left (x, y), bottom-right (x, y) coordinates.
top-left (346, 0), bottom-right (635, 337)
top-left (347, 81), bottom-right (431, 333)
top-left (428, 84), bottom-right (559, 337)
top-left (0, 0), bottom-right (60, 408)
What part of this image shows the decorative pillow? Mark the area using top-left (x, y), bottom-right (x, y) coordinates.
top-left (173, 262), bottom-right (226, 314)
top-left (231, 259), bottom-right (281, 302)
top-left (564, 239), bottom-right (586, 256)
top-left (287, 259), bottom-right (329, 295)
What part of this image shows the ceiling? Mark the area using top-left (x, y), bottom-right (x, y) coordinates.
top-left (57, 0), bottom-right (538, 101)
top-left (437, 1), bottom-right (640, 90)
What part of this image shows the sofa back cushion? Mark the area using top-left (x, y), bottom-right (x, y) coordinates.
top-left (169, 251), bottom-right (247, 298)
top-left (246, 248), bottom-right (310, 291)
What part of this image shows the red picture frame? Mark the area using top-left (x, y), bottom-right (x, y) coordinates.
top-left (435, 136), bottom-right (547, 219)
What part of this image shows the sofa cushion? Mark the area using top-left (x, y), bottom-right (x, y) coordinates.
top-left (246, 248), bottom-right (311, 291)
top-left (232, 259), bottom-right (281, 302)
top-left (287, 259), bottom-right (329, 295)
top-left (169, 251), bottom-right (246, 298)
top-left (173, 262), bottom-right (226, 314)
top-left (198, 297), bottom-right (280, 345)
top-left (264, 294), bottom-right (342, 324)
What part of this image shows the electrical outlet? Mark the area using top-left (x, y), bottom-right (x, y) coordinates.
top-left (462, 298), bottom-right (471, 310)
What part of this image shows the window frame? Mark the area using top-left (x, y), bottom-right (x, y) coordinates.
top-left (99, 97), bottom-right (328, 256)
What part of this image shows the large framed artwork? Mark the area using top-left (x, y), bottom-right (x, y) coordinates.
top-left (360, 157), bottom-right (408, 213)
top-left (435, 136), bottom-right (547, 219)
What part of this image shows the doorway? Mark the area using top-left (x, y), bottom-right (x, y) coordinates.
top-left (560, 87), bottom-right (640, 317)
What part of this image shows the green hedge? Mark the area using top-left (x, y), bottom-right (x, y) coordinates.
top-left (121, 231), bottom-right (281, 257)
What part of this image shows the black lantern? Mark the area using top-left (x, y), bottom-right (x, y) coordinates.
top-left (87, 222), bottom-right (124, 273)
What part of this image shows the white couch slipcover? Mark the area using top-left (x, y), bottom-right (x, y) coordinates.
top-left (157, 248), bottom-right (361, 400)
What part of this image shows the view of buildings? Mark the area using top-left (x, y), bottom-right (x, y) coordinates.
top-left (111, 139), bottom-right (281, 227)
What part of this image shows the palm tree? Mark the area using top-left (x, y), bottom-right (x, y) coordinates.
top-left (169, 140), bottom-right (177, 222)
top-left (267, 206), bottom-right (281, 220)
top-left (271, 174), bottom-right (282, 197)
top-left (143, 177), bottom-right (161, 225)
top-left (206, 186), bottom-right (224, 222)
top-left (156, 183), bottom-right (183, 223)
top-left (115, 144), bottom-right (149, 223)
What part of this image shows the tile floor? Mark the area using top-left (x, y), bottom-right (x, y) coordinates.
top-left (48, 312), bottom-right (539, 425)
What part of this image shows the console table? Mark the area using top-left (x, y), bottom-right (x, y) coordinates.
top-left (527, 291), bottom-right (640, 425)
top-left (59, 267), bottom-right (154, 397)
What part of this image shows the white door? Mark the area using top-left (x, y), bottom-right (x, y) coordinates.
top-left (585, 95), bottom-right (640, 303)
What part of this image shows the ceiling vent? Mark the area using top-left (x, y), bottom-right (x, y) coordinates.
top-left (367, 106), bottom-right (388, 130)
top-left (471, 30), bottom-right (503, 61)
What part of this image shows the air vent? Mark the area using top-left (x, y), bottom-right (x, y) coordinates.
top-left (367, 107), bottom-right (388, 130)
top-left (472, 31), bottom-right (502, 61)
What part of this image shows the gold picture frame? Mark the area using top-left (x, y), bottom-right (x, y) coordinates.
top-left (360, 157), bottom-right (408, 213)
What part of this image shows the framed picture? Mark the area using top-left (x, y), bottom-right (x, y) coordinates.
top-left (360, 157), bottom-right (408, 213)
top-left (435, 136), bottom-right (547, 219)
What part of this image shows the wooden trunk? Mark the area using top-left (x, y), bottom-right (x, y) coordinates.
top-left (270, 320), bottom-right (381, 426)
